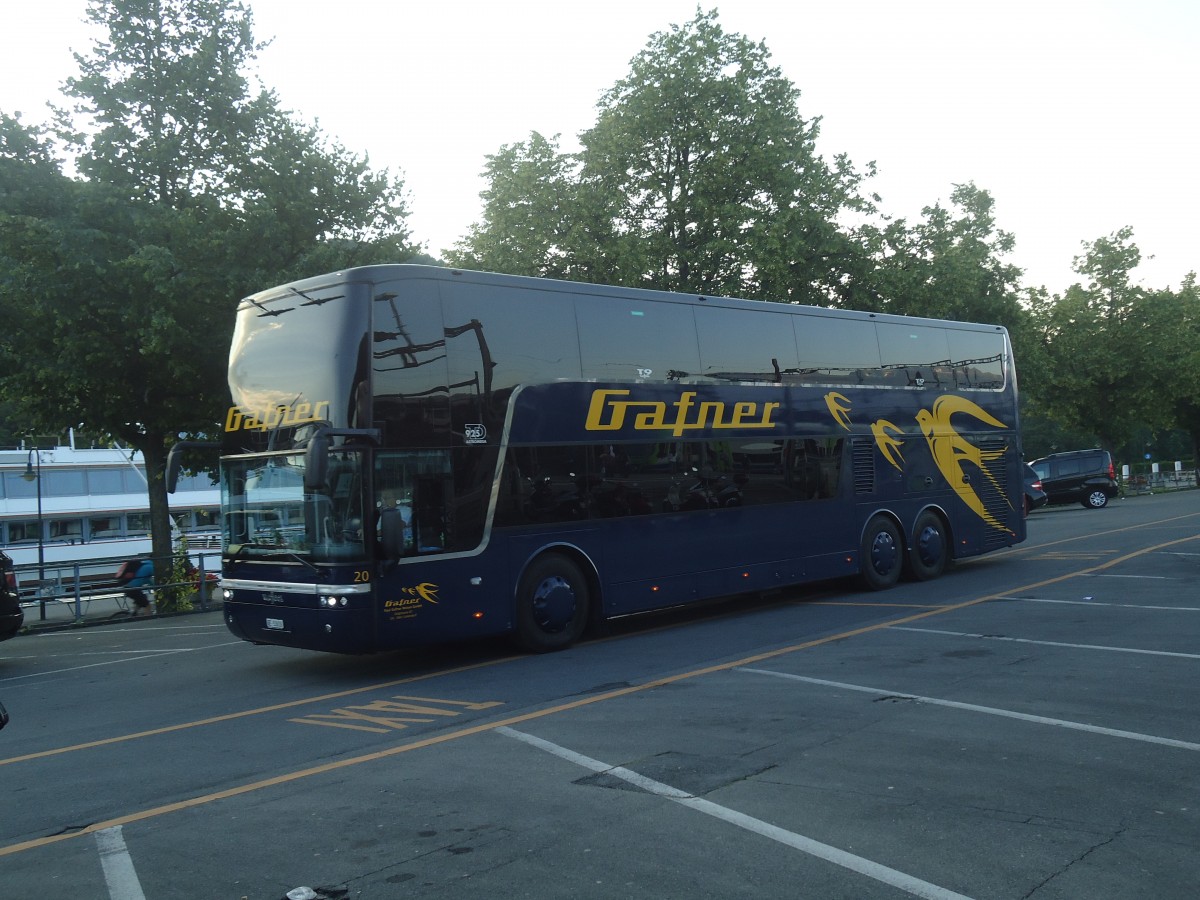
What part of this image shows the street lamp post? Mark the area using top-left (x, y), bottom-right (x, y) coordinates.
top-left (21, 448), bottom-right (46, 607)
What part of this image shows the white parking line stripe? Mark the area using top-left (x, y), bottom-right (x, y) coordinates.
top-left (1003, 597), bottom-right (1200, 611)
top-left (95, 826), bottom-right (146, 900)
top-left (0, 642), bottom-right (245, 683)
top-left (891, 626), bottom-right (1200, 660)
top-left (499, 726), bottom-right (974, 900)
top-left (736, 669), bottom-right (1200, 752)
top-left (1086, 574), bottom-right (1171, 579)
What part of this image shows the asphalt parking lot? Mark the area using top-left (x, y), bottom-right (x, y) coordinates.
top-left (1, 490), bottom-right (1198, 899)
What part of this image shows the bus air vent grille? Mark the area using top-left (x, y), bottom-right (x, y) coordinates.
top-left (852, 439), bottom-right (874, 495)
top-left (976, 437), bottom-right (1012, 548)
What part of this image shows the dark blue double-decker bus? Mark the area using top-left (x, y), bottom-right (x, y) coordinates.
top-left (200, 264), bottom-right (1024, 653)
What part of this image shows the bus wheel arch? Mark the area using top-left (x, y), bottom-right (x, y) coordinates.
top-left (859, 513), bottom-right (903, 591)
top-left (907, 507), bottom-right (951, 581)
top-left (513, 548), bottom-right (597, 652)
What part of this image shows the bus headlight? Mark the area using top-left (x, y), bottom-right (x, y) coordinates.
top-left (320, 595), bottom-right (349, 607)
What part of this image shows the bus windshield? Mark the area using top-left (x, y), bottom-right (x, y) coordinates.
top-left (221, 449), bottom-right (367, 562)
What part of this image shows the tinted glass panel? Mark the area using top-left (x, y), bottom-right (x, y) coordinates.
top-left (7, 521), bottom-right (40, 542)
top-left (42, 470), bottom-right (86, 497)
top-left (49, 519), bottom-right (83, 542)
top-left (176, 472), bottom-right (218, 491)
top-left (228, 283), bottom-right (370, 442)
top-left (577, 298), bottom-right (700, 383)
top-left (782, 438), bottom-right (844, 500)
top-left (793, 316), bottom-right (882, 383)
top-left (695, 306), bottom-right (798, 383)
top-left (87, 469), bottom-right (125, 494)
top-left (876, 322), bottom-right (952, 388)
top-left (89, 516), bottom-right (122, 538)
top-left (193, 509), bottom-right (220, 529)
top-left (494, 436), bottom-right (845, 528)
top-left (372, 279), bottom-right (451, 445)
top-left (373, 449), bottom-right (459, 554)
top-left (2, 472), bottom-right (36, 499)
top-left (443, 283), bottom-right (581, 437)
top-left (495, 446), bottom-right (592, 527)
top-left (946, 330), bottom-right (1006, 389)
top-left (444, 283), bottom-right (581, 392)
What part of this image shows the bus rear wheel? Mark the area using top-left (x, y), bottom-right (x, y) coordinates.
top-left (515, 554), bottom-right (590, 652)
top-left (860, 516), bottom-right (902, 590)
top-left (908, 510), bottom-right (948, 581)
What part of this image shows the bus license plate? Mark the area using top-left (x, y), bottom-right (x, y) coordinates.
top-left (266, 617), bottom-right (284, 630)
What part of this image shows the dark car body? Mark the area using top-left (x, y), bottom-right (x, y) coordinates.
top-left (1023, 463), bottom-right (1048, 514)
top-left (1029, 449), bottom-right (1119, 509)
top-left (0, 550), bottom-right (23, 641)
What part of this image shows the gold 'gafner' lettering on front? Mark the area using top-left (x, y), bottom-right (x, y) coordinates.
top-left (224, 401), bottom-right (331, 432)
top-left (585, 390), bottom-right (780, 437)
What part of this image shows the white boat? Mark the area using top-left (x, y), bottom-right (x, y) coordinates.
top-left (0, 443), bottom-right (220, 586)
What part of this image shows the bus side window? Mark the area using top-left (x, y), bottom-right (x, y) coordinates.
top-left (413, 476), bottom-right (446, 552)
top-left (378, 506), bottom-right (406, 559)
top-left (375, 488), bottom-right (412, 555)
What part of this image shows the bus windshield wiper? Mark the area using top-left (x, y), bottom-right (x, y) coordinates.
top-left (227, 544), bottom-right (321, 575)
top-left (256, 548), bottom-right (322, 574)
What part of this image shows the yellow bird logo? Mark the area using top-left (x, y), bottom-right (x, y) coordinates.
top-left (915, 396), bottom-right (1012, 532)
top-left (871, 419), bottom-right (905, 471)
top-left (824, 392), bottom-right (852, 430)
top-left (401, 582), bottom-right (440, 604)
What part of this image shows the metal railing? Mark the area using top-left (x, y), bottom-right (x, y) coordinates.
top-left (13, 551), bottom-right (221, 625)
top-left (1121, 463), bottom-right (1198, 495)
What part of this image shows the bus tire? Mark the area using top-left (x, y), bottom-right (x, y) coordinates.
top-left (860, 516), bottom-right (902, 591)
top-left (908, 510), bottom-right (948, 581)
top-left (515, 554), bottom-right (590, 652)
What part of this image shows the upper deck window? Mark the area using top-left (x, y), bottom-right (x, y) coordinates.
top-left (577, 298), bottom-right (700, 383)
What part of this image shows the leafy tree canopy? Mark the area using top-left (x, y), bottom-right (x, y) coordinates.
top-left (1, 0), bottom-right (418, 566)
top-left (452, 9), bottom-right (877, 305)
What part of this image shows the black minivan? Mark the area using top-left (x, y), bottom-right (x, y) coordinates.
top-left (1, 550), bottom-right (23, 642)
top-left (1029, 449), bottom-right (1119, 509)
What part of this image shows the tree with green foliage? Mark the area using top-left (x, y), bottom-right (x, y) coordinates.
top-left (1027, 227), bottom-right (1166, 458)
top-left (452, 9), bottom-right (876, 304)
top-left (1151, 273), bottom-right (1200, 461)
top-left (862, 183), bottom-right (1026, 327)
top-left (0, 0), bottom-right (416, 575)
top-left (449, 132), bottom-right (579, 279)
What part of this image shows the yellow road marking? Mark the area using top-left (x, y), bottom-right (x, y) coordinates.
top-left (290, 697), bottom-right (504, 733)
top-left (0, 659), bottom-right (518, 767)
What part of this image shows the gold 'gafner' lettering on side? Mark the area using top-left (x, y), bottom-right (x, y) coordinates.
top-left (225, 401), bottom-right (331, 432)
top-left (585, 389), bottom-right (780, 437)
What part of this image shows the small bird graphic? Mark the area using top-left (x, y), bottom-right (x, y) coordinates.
top-left (871, 419), bottom-right (905, 471)
top-left (915, 396), bottom-right (1012, 532)
top-left (824, 392), bottom-right (852, 430)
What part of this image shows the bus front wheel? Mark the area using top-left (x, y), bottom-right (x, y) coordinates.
top-left (515, 554), bottom-right (590, 652)
top-left (860, 516), bottom-right (902, 590)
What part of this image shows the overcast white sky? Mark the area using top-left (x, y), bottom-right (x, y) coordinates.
top-left (2, 0), bottom-right (1196, 294)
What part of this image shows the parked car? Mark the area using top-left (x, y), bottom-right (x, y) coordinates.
top-left (1023, 463), bottom-right (1048, 514)
top-left (1029, 449), bottom-right (1119, 509)
top-left (0, 550), bottom-right (23, 642)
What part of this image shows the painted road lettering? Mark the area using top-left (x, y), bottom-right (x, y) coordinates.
top-left (290, 695), bottom-right (503, 733)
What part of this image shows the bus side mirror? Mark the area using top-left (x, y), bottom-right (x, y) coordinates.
top-left (304, 431), bottom-right (330, 491)
top-left (379, 507), bottom-right (405, 560)
top-left (166, 440), bottom-right (218, 494)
